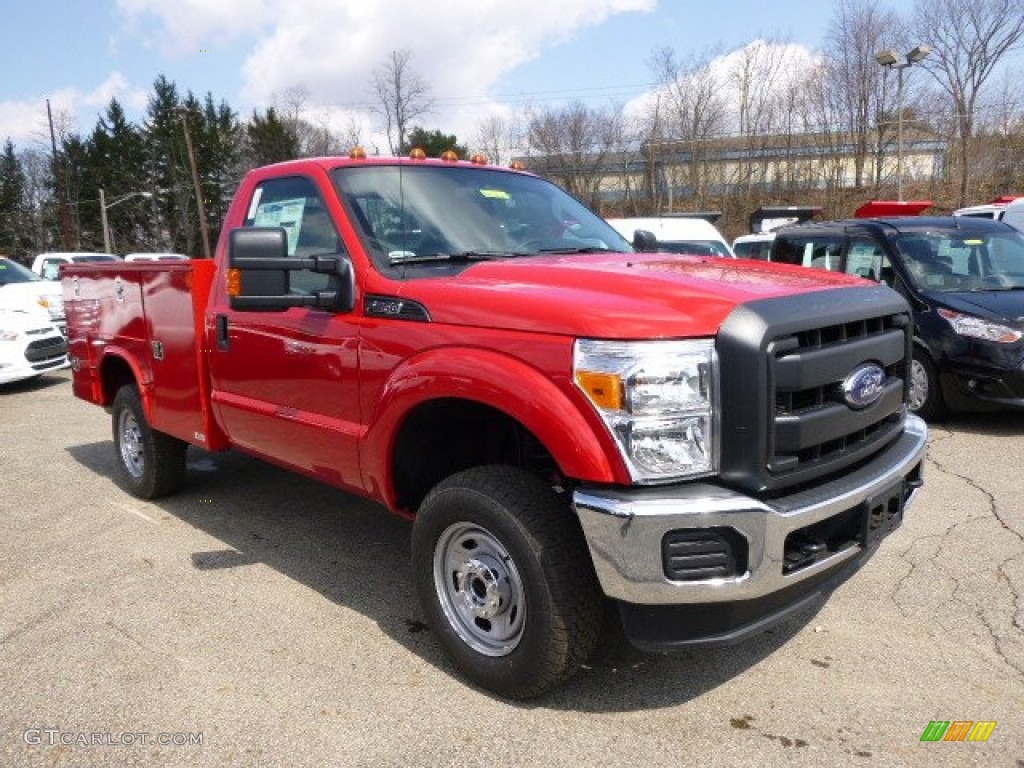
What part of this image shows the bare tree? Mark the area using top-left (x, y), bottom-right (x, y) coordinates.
top-left (824, 0), bottom-right (903, 188)
top-left (911, 0), bottom-right (1024, 204)
top-left (646, 47), bottom-right (729, 211)
top-left (474, 114), bottom-right (519, 167)
top-left (370, 50), bottom-right (434, 154)
top-left (525, 101), bottom-right (629, 208)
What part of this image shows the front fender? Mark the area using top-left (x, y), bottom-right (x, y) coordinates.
top-left (360, 347), bottom-right (626, 506)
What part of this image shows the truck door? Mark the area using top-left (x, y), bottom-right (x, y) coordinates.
top-left (208, 174), bottom-right (363, 489)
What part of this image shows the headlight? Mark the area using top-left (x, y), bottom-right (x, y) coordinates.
top-left (574, 339), bottom-right (717, 483)
top-left (38, 295), bottom-right (64, 320)
top-left (938, 308), bottom-right (1022, 343)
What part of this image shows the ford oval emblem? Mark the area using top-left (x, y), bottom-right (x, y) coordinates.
top-left (842, 363), bottom-right (886, 409)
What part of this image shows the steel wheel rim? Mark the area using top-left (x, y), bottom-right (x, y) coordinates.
top-left (433, 522), bottom-right (526, 657)
top-left (909, 358), bottom-right (929, 411)
top-left (118, 409), bottom-right (145, 479)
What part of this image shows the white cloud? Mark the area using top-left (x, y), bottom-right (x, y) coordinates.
top-left (116, 0), bottom-right (273, 55)
top-left (115, 0), bottom-right (655, 149)
top-left (0, 74), bottom-right (150, 148)
top-left (624, 40), bottom-right (823, 133)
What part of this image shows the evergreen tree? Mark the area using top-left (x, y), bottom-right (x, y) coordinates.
top-left (246, 108), bottom-right (300, 166)
top-left (0, 139), bottom-right (30, 261)
top-left (143, 75), bottom-right (193, 254)
top-left (403, 127), bottom-right (468, 158)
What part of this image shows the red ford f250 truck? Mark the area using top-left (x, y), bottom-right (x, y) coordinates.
top-left (63, 153), bottom-right (927, 698)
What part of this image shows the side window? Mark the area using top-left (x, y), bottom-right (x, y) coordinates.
top-left (244, 176), bottom-right (342, 295)
top-left (845, 239), bottom-right (883, 281)
top-left (42, 260), bottom-right (62, 280)
top-left (772, 236), bottom-right (809, 266)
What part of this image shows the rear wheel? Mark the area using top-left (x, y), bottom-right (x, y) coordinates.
top-left (411, 466), bottom-right (603, 699)
top-left (111, 385), bottom-right (187, 499)
top-left (909, 347), bottom-right (945, 421)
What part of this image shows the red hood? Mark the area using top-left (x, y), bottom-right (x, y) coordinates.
top-left (398, 253), bottom-right (868, 338)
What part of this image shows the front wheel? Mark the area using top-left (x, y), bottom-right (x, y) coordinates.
top-left (909, 347), bottom-right (945, 421)
top-left (411, 466), bottom-right (603, 699)
top-left (111, 385), bottom-right (188, 499)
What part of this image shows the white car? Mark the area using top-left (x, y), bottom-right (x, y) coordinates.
top-left (123, 252), bottom-right (189, 262)
top-left (1001, 198), bottom-right (1024, 232)
top-left (0, 257), bottom-right (66, 334)
top-left (31, 251), bottom-right (119, 280)
top-left (732, 232), bottom-right (775, 260)
top-left (0, 307), bottom-right (69, 385)
top-left (605, 216), bottom-right (735, 257)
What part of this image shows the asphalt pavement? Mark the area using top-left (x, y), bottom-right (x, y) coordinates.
top-left (1, 371), bottom-right (1022, 767)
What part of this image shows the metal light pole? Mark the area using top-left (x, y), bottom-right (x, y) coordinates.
top-left (876, 45), bottom-right (932, 202)
top-left (99, 189), bottom-right (153, 254)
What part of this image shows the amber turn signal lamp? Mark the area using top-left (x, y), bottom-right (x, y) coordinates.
top-left (575, 370), bottom-right (623, 410)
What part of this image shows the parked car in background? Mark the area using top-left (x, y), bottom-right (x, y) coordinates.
top-left (31, 252), bottom-right (119, 280)
top-left (1002, 198), bottom-right (1024, 232)
top-left (953, 195), bottom-right (1021, 221)
top-left (770, 216), bottom-right (1024, 420)
top-left (732, 232), bottom-right (775, 260)
top-left (0, 307), bottom-right (68, 385)
top-left (0, 257), bottom-right (66, 334)
top-left (732, 206), bottom-right (821, 261)
top-left (124, 253), bottom-right (189, 262)
top-left (605, 214), bottom-right (734, 257)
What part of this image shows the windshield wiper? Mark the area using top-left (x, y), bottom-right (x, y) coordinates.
top-left (388, 250), bottom-right (522, 265)
top-left (534, 246), bottom-right (617, 254)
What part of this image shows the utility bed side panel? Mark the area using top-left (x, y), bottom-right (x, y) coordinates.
top-left (63, 260), bottom-right (224, 449)
top-left (64, 265), bottom-right (149, 404)
top-left (142, 261), bottom-right (220, 445)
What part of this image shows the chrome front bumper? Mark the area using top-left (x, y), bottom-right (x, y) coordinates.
top-left (573, 414), bottom-right (927, 606)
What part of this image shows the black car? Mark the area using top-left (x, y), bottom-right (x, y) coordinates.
top-left (770, 216), bottom-right (1024, 419)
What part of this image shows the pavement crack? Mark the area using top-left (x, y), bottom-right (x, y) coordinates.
top-left (898, 452), bottom-right (1024, 679)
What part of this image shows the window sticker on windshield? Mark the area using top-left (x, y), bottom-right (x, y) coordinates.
top-left (479, 189), bottom-right (510, 199)
top-left (963, 239), bottom-right (983, 246)
top-left (254, 197), bottom-right (307, 255)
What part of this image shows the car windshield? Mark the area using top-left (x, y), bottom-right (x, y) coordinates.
top-left (331, 164), bottom-right (632, 274)
top-left (0, 257), bottom-right (43, 285)
top-left (895, 230), bottom-right (1024, 292)
top-left (658, 240), bottom-right (732, 257)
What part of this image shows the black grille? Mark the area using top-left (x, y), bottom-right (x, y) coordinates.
top-left (717, 285), bottom-right (912, 495)
top-left (25, 336), bottom-right (67, 363)
top-left (770, 316), bottom-right (907, 479)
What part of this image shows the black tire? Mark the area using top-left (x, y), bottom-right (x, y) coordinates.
top-left (411, 466), bottom-right (603, 699)
top-left (111, 385), bottom-right (187, 499)
top-left (909, 347), bottom-right (945, 421)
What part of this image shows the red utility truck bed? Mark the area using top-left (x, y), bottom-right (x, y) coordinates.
top-left (64, 259), bottom-right (226, 451)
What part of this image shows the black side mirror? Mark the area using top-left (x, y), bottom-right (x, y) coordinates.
top-left (632, 229), bottom-right (659, 252)
top-left (228, 227), bottom-right (355, 313)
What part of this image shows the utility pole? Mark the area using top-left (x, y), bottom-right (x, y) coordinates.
top-left (181, 115), bottom-right (212, 259)
top-left (47, 100), bottom-right (74, 250)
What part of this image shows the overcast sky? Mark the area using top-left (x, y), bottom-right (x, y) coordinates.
top-left (1, 0), bottom-right (928, 153)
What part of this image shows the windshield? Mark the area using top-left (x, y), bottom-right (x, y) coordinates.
top-left (895, 230), bottom-right (1024, 292)
top-left (0, 257), bottom-right (43, 286)
top-left (658, 240), bottom-right (733, 257)
top-left (331, 165), bottom-right (632, 274)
